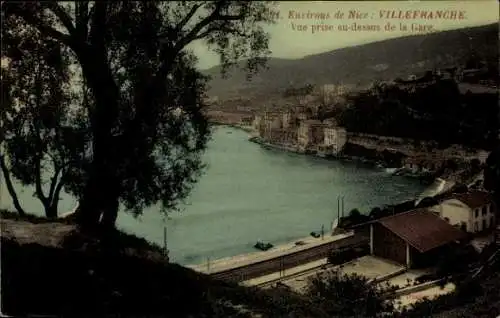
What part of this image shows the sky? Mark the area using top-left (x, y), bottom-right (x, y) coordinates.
top-left (188, 1), bottom-right (499, 70)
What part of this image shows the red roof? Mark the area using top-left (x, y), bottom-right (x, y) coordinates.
top-left (450, 191), bottom-right (495, 209)
top-left (377, 209), bottom-right (467, 253)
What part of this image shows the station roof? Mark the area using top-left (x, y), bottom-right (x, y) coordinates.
top-left (376, 209), bottom-right (467, 253)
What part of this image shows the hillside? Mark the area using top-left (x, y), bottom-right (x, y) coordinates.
top-left (0, 213), bottom-right (327, 317)
top-left (204, 23), bottom-right (498, 99)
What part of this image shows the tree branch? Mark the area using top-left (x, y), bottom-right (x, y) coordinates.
top-left (41, 2), bottom-right (76, 36)
top-left (34, 153), bottom-right (50, 212)
top-left (173, 3), bottom-right (204, 35)
top-left (0, 154), bottom-right (26, 216)
top-left (172, 1), bottom-right (238, 54)
top-left (48, 163), bottom-right (62, 205)
top-left (5, 3), bottom-right (73, 47)
top-left (88, 2), bottom-right (108, 52)
top-left (50, 171), bottom-right (66, 214)
top-left (75, 1), bottom-right (90, 41)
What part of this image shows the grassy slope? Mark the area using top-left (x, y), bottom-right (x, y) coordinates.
top-left (0, 211), bottom-right (327, 317)
top-left (205, 23), bottom-right (498, 99)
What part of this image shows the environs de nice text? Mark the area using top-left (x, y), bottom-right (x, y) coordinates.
top-left (289, 10), bottom-right (467, 20)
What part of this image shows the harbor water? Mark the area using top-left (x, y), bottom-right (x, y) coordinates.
top-left (0, 126), bottom-right (429, 265)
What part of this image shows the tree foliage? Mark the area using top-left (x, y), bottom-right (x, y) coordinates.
top-left (304, 270), bottom-right (396, 317)
top-left (1, 12), bottom-right (88, 218)
top-left (3, 1), bottom-right (277, 228)
top-left (339, 80), bottom-right (498, 150)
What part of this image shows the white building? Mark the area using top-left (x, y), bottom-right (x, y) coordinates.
top-left (252, 115), bottom-right (263, 132)
top-left (431, 191), bottom-right (496, 233)
top-left (282, 112), bottom-right (293, 129)
top-left (323, 126), bottom-right (347, 155)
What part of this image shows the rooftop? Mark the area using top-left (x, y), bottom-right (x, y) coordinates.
top-left (448, 190), bottom-right (495, 209)
top-left (377, 209), bottom-right (467, 253)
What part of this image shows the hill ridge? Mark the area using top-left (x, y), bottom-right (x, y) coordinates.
top-left (204, 23), bottom-right (498, 99)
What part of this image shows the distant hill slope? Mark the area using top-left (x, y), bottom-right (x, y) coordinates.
top-left (204, 23), bottom-right (498, 99)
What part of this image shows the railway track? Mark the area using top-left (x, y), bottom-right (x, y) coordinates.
top-left (211, 235), bottom-right (368, 283)
top-left (254, 263), bottom-right (335, 288)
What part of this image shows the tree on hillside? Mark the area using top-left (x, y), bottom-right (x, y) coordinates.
top-left (1, 16), bottom-right (88, 219)
top-left (3, 2), bottom-right (277, 230)
top-left (305, 270), bottom-right (397, 317)
top-left (0, 68), bottom-right (27, 216)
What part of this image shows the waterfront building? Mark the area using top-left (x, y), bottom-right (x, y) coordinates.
top-left (252, 115), bottom-right (263, 132)
top-left (298, 120), bottom-right (325, 150)
top-left (369, 209), bottom-right (466, 268)
top-left (264, 111), bottom-right (282, 130)
top-left (403, 155), bottom-right (446, 173)
top-left (240, 114), bottom-right (254, 126)
top-left (324, 126), bottom-right (347, 155)
top-left (431, 190), bottom-right (496, 233)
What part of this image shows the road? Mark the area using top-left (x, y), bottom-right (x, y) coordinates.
top-left (211, 234), bottom-right (368, 283)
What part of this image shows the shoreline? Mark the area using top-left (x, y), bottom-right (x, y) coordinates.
top-left (248, 136), bottom-right (429, 176)
top-left (246, 135), bottom-right (458, 202)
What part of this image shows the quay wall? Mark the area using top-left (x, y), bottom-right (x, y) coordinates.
top-left (210, 234), bottom-right (368, 283)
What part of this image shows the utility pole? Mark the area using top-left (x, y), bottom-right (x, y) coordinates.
top-left (321, 224), bottom-right (325, 240)
top-left (279, 257), bottom-right (283, 277)
top-left (337, 196), bottom-right (340, 222)
top-left (207, 257), bottom-right (210, 273)
top-left (281, 256), bottom-right (285, 277)
top-left (163, 214), bottom-right (169, 262)
top-left (341, 196), bottom-right (345, 219)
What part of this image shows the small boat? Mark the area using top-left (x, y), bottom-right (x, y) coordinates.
top-left (254, 240), bottom-right (274, 251)
top-left (310, 231), bottom-right (321, 238)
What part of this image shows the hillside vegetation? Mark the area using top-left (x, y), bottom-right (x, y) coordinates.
top-left (205, 23), bottom-right (498, 99)
top-left (337, 80), bottom-right (498, 149)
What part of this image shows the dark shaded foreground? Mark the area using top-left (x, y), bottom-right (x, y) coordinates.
top-left (0, 216), bottom-right (327, 317)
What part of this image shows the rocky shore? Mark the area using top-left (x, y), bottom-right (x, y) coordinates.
top-left (248, 136), bottom-right (433, 180)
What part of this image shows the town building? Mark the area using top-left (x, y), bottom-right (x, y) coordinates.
top-left (239, 114), bottom-right (254, 126)
top-left (323, 126), bottom-right (347, 155)
top-left (252, 115), bottom-right (263, 132)
top-left (403, 155), bottom-right (446, 173)
top-left (282, 112), bottom-right (293, 129)
top-left (256, 111), bottom-right (282, 139)
top-left (369, 209), bottom-right (466, 268)
top-left (432, 190), bottom-right (496, 233)
top-left (297, 120), bottom-right (325, 151)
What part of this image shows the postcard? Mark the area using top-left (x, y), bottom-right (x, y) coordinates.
top-left (1, 1), bottom-right (499, 316)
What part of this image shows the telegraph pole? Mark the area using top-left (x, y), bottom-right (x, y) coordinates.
top-left (342, 196), bottom-right (345, 219)
top-left (163, 214), bottom-right (169, 262)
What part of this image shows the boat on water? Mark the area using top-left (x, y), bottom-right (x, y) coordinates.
top-left (254, 240), bottom-right (274, 251)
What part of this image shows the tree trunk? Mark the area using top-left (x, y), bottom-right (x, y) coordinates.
top-left (0, 155), bottom-right (26, 216)
top-left (100, 192), bottom-right (119, 230)
top-left (74, 48), bottom-right (121, 230)
top-left (46, 204), bottom-right (58, 219)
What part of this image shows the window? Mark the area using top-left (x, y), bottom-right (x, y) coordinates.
top-left (474, 222), bottom-right (479, 232)
top-left (482, 206), bottom-right (487, 216)
top-left (475, 209), bottom-right (479, 218)
top-left (491, 216), bottom-right (496, 229)
top-left (483, 219), bottom-right (487, 230)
